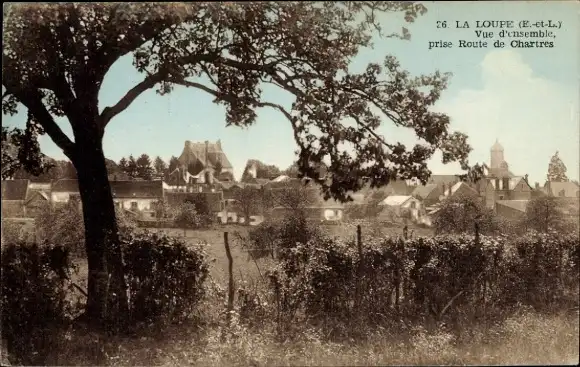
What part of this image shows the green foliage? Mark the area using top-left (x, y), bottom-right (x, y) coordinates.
top-left (35, 201), bottom-right (136, 257)
top-left (35, 201), bottom-right (85, 256)
top-left (433, 194), bottom-right (500, 235)
top-left (263, 231), bottom-right (579, 338)
top-left (1, 242), bottom-right (75, 365)
top-left (547, 151), bottom-right (569, 182)
top-left (245, 211), bottom-right (324, 261)
top-left (168, 156), bottom-right (180, 174)
top-left (122, 231), bottom-right (210, 325)
top-left (174, 202), bottom-right (203, 232)
top-left (136, 154), bottom-right (154, 180)
top-left (233, 187), bottom-right (264, 224)
top-left (184, 195), bottom-right (214, 227)
top-left (1, 125), bottom-right (52, 179)
top-left (522, 196), bottom-right (574, 233)
top-left (3, 3), bottom-right (476, 202)
top-left (153, 156), bottom-right (167, 177)
top-left (241, 159), bottom-right (281, 182)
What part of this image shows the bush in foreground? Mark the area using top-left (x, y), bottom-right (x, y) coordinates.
top-left (123, 231), bottom-right (210, 326)
top-left (262, 230), bottom-right (579, 339)
top-left (1, 231), bottom-right (210, 364)
top-left (1, 242), bottom-right (75, 365)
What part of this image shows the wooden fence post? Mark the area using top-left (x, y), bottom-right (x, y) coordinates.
top-left (356, 225), bottom-right (363, 312)
top-left (224, 232), bottom-right (235, 323)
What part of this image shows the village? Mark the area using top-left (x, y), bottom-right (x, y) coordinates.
top-left (2, 138), bottom-right (579, 229)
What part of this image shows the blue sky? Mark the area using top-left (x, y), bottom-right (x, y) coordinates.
top-left (4, 1), bottom-right (579, 184)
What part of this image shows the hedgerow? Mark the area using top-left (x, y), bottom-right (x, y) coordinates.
top-left (263, 230), bottom-right (579, 338)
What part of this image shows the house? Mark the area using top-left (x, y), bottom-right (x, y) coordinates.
top-left (377, 195), bottom-right (427, 224)
top-left (270, 201), bottom-right (344, 223)
top-left (544, 181), bottom-right (580, 198)
top-left (441, 181), bottom-right (480, 200)
top-left (411, 183), bottom-right (443, 206)
top-left (1, 179), bottom-right (29, 217)
top-left (495, 200), bottom-right (529, 221)
top-left (110, 180), bottom-right (165, 219)
top-left (51, 179), bottom-right (80, 203)
top-left (24, 190), bottom-right (50, 217)
top-left (175, 140), bottom-right (235, 182)
top-left (427, 174), bottom-right (462, 187)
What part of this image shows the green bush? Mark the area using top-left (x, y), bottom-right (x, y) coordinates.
top-left (245, 211), bottom-right (324, 261)
top-left (264, 230), bottom-right (579, 338)
top-left (122, 231), bottom-right (210, 325)
top-left (1, 242), bottom-right (75, 365)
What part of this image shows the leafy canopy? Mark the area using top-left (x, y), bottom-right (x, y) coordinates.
top-left (547, 151), bottom-right (569, 182)
top-left (3, 3), bottom-right (476, 201)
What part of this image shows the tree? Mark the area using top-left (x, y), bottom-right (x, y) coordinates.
top-left (1, 126), bottom-right (52, 179)
top-left (233, 187), bottom-right (263, 225)
top-left (174, 202), bottom-right (201, 237)
top-left (547, 151), bottom-right (569, 182)
top-left (153, 156), bottom-right (167, 177)
top-left (126, 155), bottom-right (138, 179)
top-left (2, 2), bottom-right (477, 325)
top-left (433, 195), bottom-right (499, 235)
top-left (119, 157), bottom-right (128, 173)
top-left (152, 197), bottom-right (172, 222)
top-left (241, 159), bottom-right (281, 182)
top-left (184, 194), bottom-right (213, 226)
top-left (136, 153), bottom-right (154, 180)
top-left (522, 196), bottom-right (572, 233)
top-left (168, 156), bottom-right (180, 174)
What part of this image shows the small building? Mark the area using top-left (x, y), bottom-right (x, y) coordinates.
top-left (1, 179), bottom-right (29, 217)
top-left (24, 190), bottom-right (50, 217)
top-left (110, 180), bottom-right (165, 219)
top-left (51, 179), bottom-right (80, 203)
top-left (441, 181), bottom-right (480, 200)
top-left (378, 195), bottom-right (426, 224)
top-left (495, 200), bottom-right (529, 221)
top-left (411, 183), bottom-right (443, 206)
top-left (270, 205), bottom-right (344, 223)
top-left (544, 181), bottom-right (580, 198)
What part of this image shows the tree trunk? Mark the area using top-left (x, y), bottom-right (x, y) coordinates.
top-left (72, 133), bottom-right (128, 328)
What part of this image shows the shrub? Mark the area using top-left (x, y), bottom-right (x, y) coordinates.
top-left (1, 242), bottom-right (75, 365)
top-left (122, 231), bottom-right (210, 326)
top-left (244, 211), bottom-right (324, 260)
top-left (433, 194), bottom-right (500, 235)
top-left (174, 202), bottom-right (204, 236)
top-left (35, 201), bottom-right (85, 256)
top-left (264, 230), bottom-right (580, 339)
top-left (35, 202), bottom-right (137, 257)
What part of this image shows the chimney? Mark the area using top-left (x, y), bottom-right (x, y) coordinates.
top-left (524, 174), bottom-right (529, 183)
top-left (216, 139), bottom-right (222, 150)
top-left (535, 182), bottom-right (540, 190)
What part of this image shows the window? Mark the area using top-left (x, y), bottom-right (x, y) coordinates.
top-left (410, 201), bottom-right (416, 209)
top-left (130, 201), bottom-right (138, 211)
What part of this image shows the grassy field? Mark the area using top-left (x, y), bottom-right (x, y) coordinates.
top-left (42, 309), bottom-right (580, 366)
top-left (71, 222), bottom-right (433, 291)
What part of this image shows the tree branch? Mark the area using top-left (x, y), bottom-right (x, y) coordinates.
top-left (13, 89), bottom-right (76, 158)
top-left (100, 73), bottom-right (166, 128)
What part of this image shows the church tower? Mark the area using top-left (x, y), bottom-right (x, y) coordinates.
top-left (490, 139), bottom-right (504, 169)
